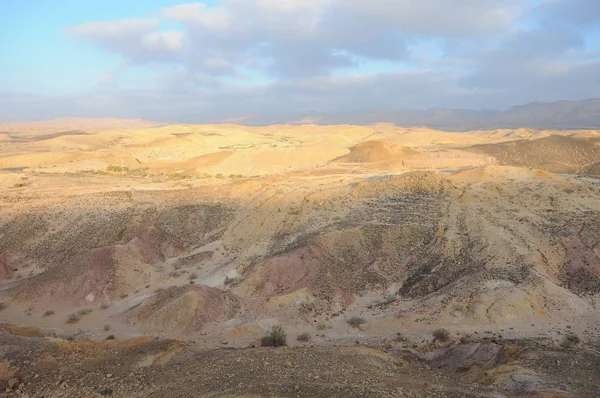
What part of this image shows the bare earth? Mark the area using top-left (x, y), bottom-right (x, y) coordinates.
top-left (1, 119), bottom-right (600, 397)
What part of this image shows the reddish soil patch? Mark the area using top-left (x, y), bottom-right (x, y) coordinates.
top-left (10, 247), bottom-right (117, 305)
top-left (133, 285), bottom-right (228, 332)
top-left (242, 245), bottom-right (325, 297)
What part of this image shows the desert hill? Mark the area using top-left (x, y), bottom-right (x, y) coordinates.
top-left (333, 140), bottom-right (419, 164)
top-left (330, 139), bottom-right (425, 170)
top-left (1, 119), bottom-right (600, 396)
top-left (583, 162), bottom-right (600, 176)
top-left (464, 134), bottom-right (600, 173)
top-left (0, 117), bottom-right (164, 135)
top-left (240, 98), bottom-right (600, 130)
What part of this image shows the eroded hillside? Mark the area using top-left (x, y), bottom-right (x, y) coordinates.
top-left (1, 120), bottom-right (600, 397)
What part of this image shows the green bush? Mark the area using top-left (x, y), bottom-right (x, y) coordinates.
top-left (78, 308), bottom-right (93, 316)
top-left (224, 276), bottom-right (236, 286)
top-left (433, 328), bottom-right (451, 342)
top-left (562, 333), bottom-right (580, 347)
top-left (261, 325), bottom-right (287, 347)
top-left (316, 323), bottom-right (331, 330)
top-left (297, 332), bottom-right (311, 342)
top-left (346, 316), bottom-right (367, 328)
top-left (67, 313), bottom-right (81, 323)
top-left (44, 309), bottom-right (55, 317)
top-left (106, 165), bottom-right (129, 173)
top-left (169, 172), bottom-right (187, 180)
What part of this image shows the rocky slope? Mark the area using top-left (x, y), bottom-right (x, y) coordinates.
top-left (0, 325), bottom-right (599, 397)
top-left (1, 121), bottom-right (600, 396)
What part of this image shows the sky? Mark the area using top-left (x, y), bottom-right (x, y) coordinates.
top-left (1, 0), bottom-right (600, 122)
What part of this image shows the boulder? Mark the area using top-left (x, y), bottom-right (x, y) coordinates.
top-left (420, 343), bottom-right (503, 373)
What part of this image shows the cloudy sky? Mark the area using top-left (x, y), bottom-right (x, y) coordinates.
top-left (1, 0), bottom-right (600, 122)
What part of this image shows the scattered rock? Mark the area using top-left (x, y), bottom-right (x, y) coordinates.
top-left (7, 378), bottom-right (19, 389)
top-left (420, 343), bottom-right (503, 373)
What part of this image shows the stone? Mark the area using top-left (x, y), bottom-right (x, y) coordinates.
top-left (8, 378), bottom-right (19, 389)
top-left (420, 343), bottom-right (503, 373)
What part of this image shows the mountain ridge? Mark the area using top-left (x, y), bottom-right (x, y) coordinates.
top-left (238, 98), bottom-right (600, 130)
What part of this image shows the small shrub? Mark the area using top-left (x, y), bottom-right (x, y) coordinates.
top-left (346, 316), bottom-right (367, 328)
top-left (13, 183), bottom-right (27, 188)
top-left (104, 324), bottom-right (111, 331)
top-left (385, 294), bottom-right (397, 303)
top-left (433, 328), bottom-right (451, 342)
top-left (100, 303), bottom-right (110, 310)
top-left (44, 309), bottom-right (55, 317)
top-left (518, 339), bottom-right (535, 347)
top-left (316, 323), bottom-right (331, 330)
top-left (261, 325), bottom-right (287, 347)
top-left (188, 272), bottom-right (198, 280)
top-left (454, 305), bottom-right (465, 312)
top-left (67, 313), bottom-right (81, 323)
top-left (169, 172), bottom-right (187, 180)
top-left (0, 303), bottom-right (7, 311)
top-left (120, 293), bottom-right (129, 299)
top-left (106, 165), bottom-right (131, 173)
top-left (395, 333), bottom-right (405, 343)
top-left (224, 276), bottom-right (236, 286)
top-left (297, 332), bottom-right (311, 342)
top-left (78, 308), bottom-right (92, 316)
top-left (562, 333), bottom-right (580, 347)
top-left (215, 173), bottom-right (224, 179)
top-left (106, 335), bottom-right (115, 341)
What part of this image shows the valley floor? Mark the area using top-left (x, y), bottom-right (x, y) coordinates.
top-left (1, 325), bottom-right (600, 398)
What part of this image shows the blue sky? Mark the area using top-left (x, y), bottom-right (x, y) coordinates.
top-left (0, 0), bottom-right (190, 93)
top-left (1, 0), bottom-right (600, 122)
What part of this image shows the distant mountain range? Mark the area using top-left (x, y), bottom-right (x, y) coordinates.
top-left (239, 98), bottom-right (600, 130)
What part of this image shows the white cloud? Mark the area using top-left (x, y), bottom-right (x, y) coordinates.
top-left (67, 18), bottom-right (160, 38)
top-left (163, 3), bottom-right (232, 30)
top-left (6, 0), bottom-right (598, 122)
top-left (339, 0), bottom-right (525, 36)
top-left (142, 31), bottom-right (184, 52)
